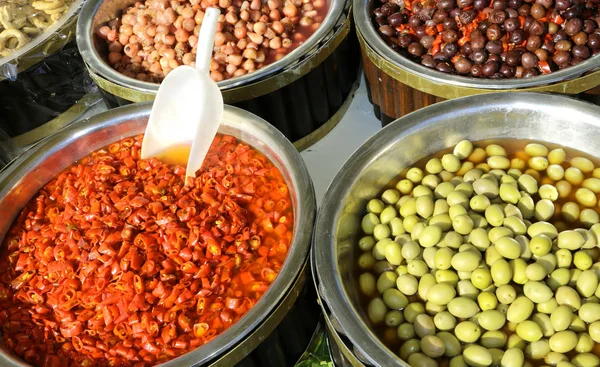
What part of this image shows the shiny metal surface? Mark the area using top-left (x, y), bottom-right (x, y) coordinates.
top-left (354, 0), bottom-right (600, 90)
top-left (0, 103), bottom-right (316, 366)
top-left (77, 0), bottom-right (344, 94)
top-left (313, 92), bottom-right (600, 366)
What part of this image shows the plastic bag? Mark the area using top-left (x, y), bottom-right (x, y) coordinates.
top-left (0, 0), bottom-right (103, 147)
top-left (0, 125), bottom-right (22, 168)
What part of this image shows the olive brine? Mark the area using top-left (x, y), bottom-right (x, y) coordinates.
top-left (357, 139), bottom-right (600, 367)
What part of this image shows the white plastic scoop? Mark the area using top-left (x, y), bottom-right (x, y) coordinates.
top-left (141, 7), bottom-right (223, 182)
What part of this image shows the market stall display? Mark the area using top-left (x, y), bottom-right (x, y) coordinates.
top-left (0, 0), bottom-right (102, 148)
top-left (313, 92), bottom-right (600, 367)
top-left (354, 0), bottom-right (600, 125)
top-left (0, 103), bottom-right (317, 366)
top-left (77, 0), bottom-right (360, 145)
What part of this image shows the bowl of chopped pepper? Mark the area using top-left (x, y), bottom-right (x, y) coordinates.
top-left (0, 102), bottom-right (316, 367)
top-left (354, 0), bottom-right (600, 125)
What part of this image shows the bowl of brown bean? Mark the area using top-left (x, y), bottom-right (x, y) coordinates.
top-left (313, 92), bottom-right (600, 367)
top-left (76, 0), bottom-right (344, 95)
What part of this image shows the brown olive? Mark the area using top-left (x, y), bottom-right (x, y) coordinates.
top-left (542, 40), bottom-right (555, 53)
top-left (471, 30), bottom-right (487, 49)
top-left (486, 40), bottom-right (503, 54)
top-left (518, 4), bottom-right (531, 16)
top-left (554, 30), bottom-right (569, 42)
top-left (526, 35), bottom-right (542, 52)
top-left (548, 22), bottom-right (559, 34)
top-left (449, 7), bottom-right (462, 17)
top-left (379, 25), bottom-right (395, 37)
top-left (409, 16), bottom-right (423, 28)
top-left (488, 53), bottom-right (501, 63)
top-left (398, 35), bottom-right (413, 48)
top-left (436, 62), bottom-right (452, 73)
top-left (589, 33), bottom-right (600, 50)
top-left (572, 45), bottom-right (591, 59)
top-left (443, 42), bottom-right (459, 57)
top-left (492, 0), bottom-right (508, 10)
top-left (522, 68), bottom-right (540, 77)
top-left (523, 16), bottom-right (534, 31)
top-left (478, 19), bottom-right (491, 33)
top-left (486, 24), bottom-right (503, 41)
top-left (521, 52), bottom-right (539, 68)
top-left (462, 41), bottom-right (473, 54)
top-left (515, 65), bottom-right (524, 77)
top-left (536, 0), bottom-right (552, 8)
top-left (420, 35), bottom-right (435, 49)
top-left (573, 32), bottom-right (588, 46)
top-left (438, 0), bottom-right (456, 11)
top-left (528, 20), bottom-right (545, 36)
top-left (510, 29), bottom-right (526, 44)
top-left (414, 26), bottom-right (428, 39)
top-left (565, 18), bottom-right (583, 36)
top-left (380, 3), bottom-right (399, 16)
top-left (571, 56), bottom-right (585, 65)
top-left (421, 55), bottom-right (437, 68)
top-left (482, 60), bottom-right (500, 76)
top-left (443, 17), bottom-right (459, 30)
top-left (535, 48), bottom-right (548, 61)
top-left (457, 0), bottom-right (474, 8)
top-left (433, 10), bottom-right (449, 23)
top-left (474, 0), bottom-right (488, 10)
top-left (454, 57), bottom-right (473, 74)
top-left (553, 50), bottom-right (571, 67)
top-left (562, 5), bottom-right (582, 20)
top-left (387, 13), bottom-right (407, 27)
top-left (471, 63), bottom-right (484, 77)
top-left (504, 17), bottom-right (520, 32)
top-left (499, 64), bottom-right (515, 77)
top-left (459, 9), bottom-right (478, 24)
top-left (443, 29), bottom-right (459, 43)
top-left (471, 49), bottom-right (488, 64)
top-left (530, 3), bottom-right (545, 19)
top-left (583, 20), bottom-right (596, 34)
top-left (504, 50), bottom-right (522, 66)
top-left (408, 42), bottom-right (425, 56)
top-left (555, 40), bottom-right (573, 51)
top-left (554, 0), bottom-right (570, 10)
top-left (508, 0), bottom-right (522, 8)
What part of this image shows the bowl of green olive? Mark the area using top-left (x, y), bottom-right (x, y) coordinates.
top-left (313, 92), bottom-right (600, 367)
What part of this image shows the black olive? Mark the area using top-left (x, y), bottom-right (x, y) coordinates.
top-left (470, 49), bottom-right (488, 64)
top-left (486, 40), bottom-right (504, 54)
top-left (387, 13), bottom-right (407, 27)
top-left (482, 60), bottom-right (500, 76)
top-left (421, 55), bottom-right (438, 68)
top-left (457, 0), bottom-right (474, 7)
top-left (474, 0), bottom-right (488, 9)
top-left (510, 29), bottom-right (526, 44)
top-left (454, 57), bottom-right (473, 74)
top-left (379, 25), bottom-right (396, 37)
top-left (442, 29), bottom-right (459, 43)
top-left (437, 0), bottom-right (456, 10)
top-left (562, 6), bottom-right (582, 20)
top-left (436, 62), bottom-right (453, 72)
top-left (459, 9), bottom-right (477, 24)
top-left (486, 24), bottom-right (503, 41)
top-left (489, 10), bottom-right (507, 24)
top-left (408, 42), bottom-right (426, 56)
top-left (553, 50), bottom-right (571, 67)
top-left (397, 34), bottom-right (413, 48)
top-left (504, 17), bottom-right (520, 32)
top-left (554, 0), bottom-right (570, 10)
top-left (521, 52), bottom-right (539, 68)
top-left (564, 18), bottom-right (583, 36)
top-left (420, 35), bottom-right (435, 49)
top-left (408, 16), bottom-right (423, 28)
top-left (375, 16), bottom-right (388, 27)
top-left (493, 0), bottom-right (508, 10)
top-left (443, 17), bottom-right (459, 30)
top-left (572, 45), bottom-right (591, 59)
top-left (443, 42), bottom-right (459, 57)
top-left (461, 41), bottom-right (474, 54)
top-left (504, 50), bottom-right (522, 66)
top-left (589, 33), bottom-right (600, 50)
top-left (528, 20), bottom-right (545, 36)
top-left (535, 0), bottom-right (552, 8)
top-left (471, 63), bottom-right (484, 77)
top-left (583, 20), bottom-right (597, 34)
top-left (526, 35), bottom-right (542, 52)
top-left (530, 3), bottom-right (545, 19)
top-left (518, 4), bottom-right (530, 16)
top-left (499, 64), bottom-right (515, 77)
top-left (433, 10), bottom-right (449, 24)
top-left (522, 68), bottom-right (540, 77)
top-left (508, 0), bottom-right (522, 9)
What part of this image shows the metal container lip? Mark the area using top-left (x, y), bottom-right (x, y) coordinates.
top-left (354, 0), bottom-right (600, 90)
top-left (313, 92), bottom-right (600, 367)
top-left (0, 102), bottom-right (316, 366)
top-left (0, 0), bottom-right (84, 70)
top-left (77, 0), bottom-right (345, 94)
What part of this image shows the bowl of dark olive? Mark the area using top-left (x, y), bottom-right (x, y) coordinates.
top-left (354, 0), bottom-right (600, 124)
top-left (314, 92), bottom-right (600, 367)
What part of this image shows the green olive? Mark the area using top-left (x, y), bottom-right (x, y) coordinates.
top-left (566, 167), bottom-right (584, 185)
top-left (545, 352), bottom-right (568, 366)
top-left (399, 338), bottom-right (420, 360)
top-left (454, 140), bottom-right (474, 159)
top-left (526, 263), bottom-right (548, 282)
top-left (576, 270), bottom-right (598, 298)
top-left (471, 268), bottom-right (493, 290)
top-left (414, 313), bottom-right (436, 338)
top-left (547, 164), bottom-right (566, 181)
top-left (430, 213), bottom-right (453, 232)
top-left (504, 216), bottom-right (528, 236)
top-left (578, 303), bottom-right (600, 323)
top-left (556, 249), bottom-right (573, 269)
top-left (404, 302), bottom-right (426, 323)
top-left (456, 182), bottom-right (475, 197)
top-left (442, 154), bottom-right (461, 173)
top-left (397, 322), bottom-right (416, 340)
top-left (427, 282), bottom-right (456, 306)
top-left (555, 286), bottom-right (582, 310)
top-left (435, 269), bottom-right (459, 286)
top-left (538, 254), bottom-right (558, 274)
top-left (455, 321), bottom-right (482, 343)
top-left (529, 156), bottom-right (549, 171)
top-left (358, 252), bottom-right (376, 270)
top-left (433, 199), bottom-right (450, 216)
top-left (420, 335), bottom-right (446, 358)
top-left (517, 195), bottom-right (536, 220)
top-left (488, 156), bottom-right (511, 170)
top-left (434, 311), bottom-right (457, 331)
top-left (548, 148), bottom-right (566, 164)
top-left (535, 199), bottom-right (555, 221)
top-left (377, 271), bottom-right (398, 294)
top-left (359, 273), bottom-right (377, 296)
top-left (408, 259), bottom-right (429, 277)
top-left (518, 174), bottom-right (539, 195)
top-left (539, 184), bottom-right (559, 202)
top-left (501, 348), bottom-right (525, 367)
top-left (402, 241), bottom-right (421, 261)
top-left (397, 179), bottom-right (414, 194)
top-left (580, 209), bottom-right (600, 228)
top-left (556, 180), bottom-right (572, 199)
top-left (407, 353), bottom-right (438, 367)
top-left (390, 217), bottom-right (406, 236)
top-left (380, 206), bottom-right (398, 225)
top-left (516, 320), bottom-right (543, 342)
top-left (451, 250), bottom-right (481, 272)
top-left (583, 177), bottom-right (600, 193)
top-left (489, 227), bottom-right (514, 244)
top-left (435, 248), bottom-right (454, 270)
top-left (457, 279), bottom-right (479, 300)
top-left (589, 321), bottom-right (600, 343)
top-left (359, 236), bottom-right (376, 251)
top-left (576, 333), bottom-right (595, 353)
top-left (573, 251), bottom-right (593, 271)
top-left (435, 182), bottom-right (456, 199)
top-left (491, 258), bottom-right (513, 286)
top-left (496, 284), bottom-right (517, 305)
top-left (419, 225), bottom-right (443, 248)
top-left (367, 297), bottom-right (387, 324)
top-left (383, 288), bottom-right (409, 310)
top-left (525, 338), bottom-right (551, 359)
top-left (384, 241), bottom-right (403, 266)
top-left (418, 273), bottom-right (437, 301)
top-left (414, 185), bottom-right (434, 198)
top-left (511, 258), bottom-right (529, 285)
top-left (524, 281), bottom-right (554, 304)
top-left (486, 144), bottom-right (506, 157)
top-left (507, 296), bottom-right (535, 323)
top-left (382, 189), bottom-right (401, 205)
top-left (470, 227), bottom-right (491, 251)
top-left (532, 313), bottom-right (555, 338)
top-left (500, 183), bottom-right (521, 204)
top-left (481, 330), bottom-right (507, 348)
top-left (538, 298), bottom-right (559, 314)
top-left (448, 297), bottom-right (480, 319)
top-left (507, 334), bottom-right (526, 350)
top-left (400, 197), bottom-right (417, 217)
top-left (571, 156), bottom-right (595, 173)
top-left (463, 344), bottom-right (493, 367)
top-left (571, 353), bottom-right (600, 367)
top-left (570, 315), bottom-right (587, 333)
top-left (562, 202), bottom-right (581, 223)
top-left (385, 310), bottom-right (404, 327)
top-left (426, 157), bottom-right (444, 174)
top-left (478, 291), bottom-right (499, 310)
top-left (495, 237), bottom-right (522, 259)
top-left (416, 195), bottom-right (434, 219)
top-left (362, 213), bottom-right (380, 234)
top-left (478, 309), bottom-right (506, 331)
top-left (464, 168), bottom-right (484, 183)
top-left (473, 178), bottom-right (500, 199)
top-left (397, 274), bottom-right (419, 296)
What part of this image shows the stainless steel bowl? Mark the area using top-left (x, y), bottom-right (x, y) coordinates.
top-left (77, 0), bottom-right (345, 94)
top-left (354, 0), bottom-right (600, 90)
top-left (0, 103), bottom-right (316, 366)
top-left (312, 92), bottom-right (600, 366)
top-left (0, 0), bottom-right (85, 80)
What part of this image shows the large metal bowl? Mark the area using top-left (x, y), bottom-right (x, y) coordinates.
top-left (0, 103), bottom-right (316, 366)
top-left (312, 92), bottom-right (600, 366)
top-left (354, 0), bottom-right (600, 90)
top-left (77, 0), bottom-right (345, 94)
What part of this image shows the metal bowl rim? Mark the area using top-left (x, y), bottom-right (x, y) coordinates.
top-left (76, 0), bottom-right (345, 93)
top-left (353, 0), bottom-right (600, 90)
top-left (313, 92), bottom-right (600, 366)
top-left (0, 102), bottom-right (316, 366)
top-left (0, 0), bottom-right (85, 68)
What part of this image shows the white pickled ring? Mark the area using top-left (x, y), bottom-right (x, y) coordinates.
top-left (0, 29), bottom-right (29, 53)
top-left (31, 0), bottom-right (65, 11)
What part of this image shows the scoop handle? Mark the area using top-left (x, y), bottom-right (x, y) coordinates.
top-left (196, 7), bottom-right (221, 72)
